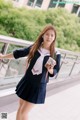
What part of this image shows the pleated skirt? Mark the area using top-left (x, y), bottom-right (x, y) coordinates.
top-left (15, 77), bottom-right (47, 104)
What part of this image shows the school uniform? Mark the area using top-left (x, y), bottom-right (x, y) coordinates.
top-left (13, 45), bottom-right (61, 104)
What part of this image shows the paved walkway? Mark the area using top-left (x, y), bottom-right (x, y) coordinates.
top-left (8, 83), bottom-right (80, 120)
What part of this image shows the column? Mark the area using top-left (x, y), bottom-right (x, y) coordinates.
top-left (41, 0), bottom-right (51, 10)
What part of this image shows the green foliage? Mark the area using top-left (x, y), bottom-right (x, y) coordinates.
top-left (0, 0), bottom-right (13, 9)
top-left (0, 0), bottom-right (80, 52)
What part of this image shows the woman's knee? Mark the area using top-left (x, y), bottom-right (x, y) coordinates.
top-left (19, 98), bottom-right (24, 108)
top-left (20, 101), bottom-right (35, 114)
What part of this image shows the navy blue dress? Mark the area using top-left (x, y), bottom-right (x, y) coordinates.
top-left (13, 45), bottom-right (61, 104)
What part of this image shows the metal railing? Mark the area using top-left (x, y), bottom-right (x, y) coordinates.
top-left (0, 35), bottom-right (80, 89)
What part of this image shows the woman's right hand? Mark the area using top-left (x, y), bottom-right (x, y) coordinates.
top-left (0, 53), bottom-right (4, 59)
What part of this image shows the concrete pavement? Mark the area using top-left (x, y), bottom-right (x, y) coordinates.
top-left (8, 83), bottom-right (80, 120)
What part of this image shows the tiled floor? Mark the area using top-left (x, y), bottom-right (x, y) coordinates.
top-left (8, 83), bottom-right (80, 120)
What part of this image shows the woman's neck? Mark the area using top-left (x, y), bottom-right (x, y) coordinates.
top-left (41, 43), bottom-right (50, 51)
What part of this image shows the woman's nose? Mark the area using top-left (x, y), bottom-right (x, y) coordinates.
top-left (48, 35), bottom-right (51, 39)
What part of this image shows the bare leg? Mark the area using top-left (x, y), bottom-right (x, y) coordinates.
top-left (16, 98), bottom-right (24, 120)
top-left (16, 107), bottom-right (20, 120)
top-left (20, 100), bottom-right (36, 120)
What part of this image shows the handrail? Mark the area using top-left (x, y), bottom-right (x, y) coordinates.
top-left (0, 35), bottom-right (33, 46)
top-left (0, 35), bottom-right (80, 80)
top-left (0, 35), bottom-right (80, 56)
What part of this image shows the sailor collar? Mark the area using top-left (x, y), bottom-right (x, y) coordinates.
top-left (31, 47), bottom-right (50, 75)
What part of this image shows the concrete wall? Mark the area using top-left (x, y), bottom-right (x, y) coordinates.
top-left (41, 0), bottom-right (51, 10)
top-left (6, 0), bottom-right (80, 15)
top-left (65, 4), bottom-right (73, 12)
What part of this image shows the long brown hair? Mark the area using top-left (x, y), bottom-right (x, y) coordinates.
top-left (27, 24), bottom-right (56, 64)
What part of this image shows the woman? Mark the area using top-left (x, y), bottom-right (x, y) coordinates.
top-left (0, 24), bottom-right (61, 120)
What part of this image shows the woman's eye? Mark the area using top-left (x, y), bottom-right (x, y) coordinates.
top-left (46, 34), bottom-right (49, 36)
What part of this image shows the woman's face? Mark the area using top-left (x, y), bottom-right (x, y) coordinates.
top-left (43, 29), bottom-right (55, 45)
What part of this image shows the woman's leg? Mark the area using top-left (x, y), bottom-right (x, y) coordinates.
top-left (20, 100), bottom-right (36, 120)
top-left (16, 98), bottom-right (24, 120)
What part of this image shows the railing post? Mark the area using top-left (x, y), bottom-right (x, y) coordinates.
top-left (1, 43), bottom-right (9, 54)
top-left (0, 43), bottom-right (10, 77)
top-left (55, 53), bottom-right (67, 79)
top-left (69, 55), bottom-right (78, 76)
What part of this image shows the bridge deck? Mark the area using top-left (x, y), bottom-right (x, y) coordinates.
top-left (0, 75), bottom-right (80, 120)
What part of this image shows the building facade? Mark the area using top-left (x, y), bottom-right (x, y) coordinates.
top-left (12, 0), bottom-right (80, 17)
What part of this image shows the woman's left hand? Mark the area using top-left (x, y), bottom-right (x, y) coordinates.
top-left (45, 64), bottom-right (54, 74)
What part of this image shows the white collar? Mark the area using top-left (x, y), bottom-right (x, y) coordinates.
top-left (31, 47), bottom-right (50, 75)
top-left (38, 47), bottom-right (50, 56)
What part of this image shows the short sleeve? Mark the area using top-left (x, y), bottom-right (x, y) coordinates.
top-left (48, 51), bottom-right (61, 77)
top-left (13, 45), bottom-right (32, 59)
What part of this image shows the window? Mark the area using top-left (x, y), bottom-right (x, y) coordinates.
top-left (58, 0), bottom-right (66, 7)
top-left (27, 0), bottom-right (43, 8)
top-left (35, 0), bottom-right (43, 7)
top-left (71, 4), bottom-right (79, 13)
top-left (49, 0), bottom-right (59, 8)
top-left (27, 0), bottom-right (35, 7)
